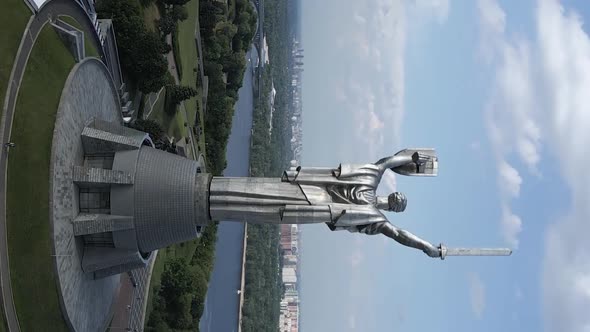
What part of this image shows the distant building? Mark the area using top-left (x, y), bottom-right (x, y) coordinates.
top-left (261, 36), bottom-right (270, 66)
top-left (282, 267), bottom-right (297, 284)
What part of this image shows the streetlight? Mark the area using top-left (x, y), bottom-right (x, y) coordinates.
top-left (4, 142), bottom-right (15, 148)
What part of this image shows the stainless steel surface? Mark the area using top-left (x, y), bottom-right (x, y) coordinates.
top-left (208, 148), bottom-right (511, 259)
top-left (439, 244), bottom-right (512, 260)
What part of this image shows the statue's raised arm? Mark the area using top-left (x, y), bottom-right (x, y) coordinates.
top-left (375, 148), bottom-right (439, 177)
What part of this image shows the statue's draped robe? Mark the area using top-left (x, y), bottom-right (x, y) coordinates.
top-left (208, 163), bottom-right (390, 234)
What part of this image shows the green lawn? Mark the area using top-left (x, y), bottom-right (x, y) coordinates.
top-left (177, 0), bottom-right (206, 153)
top-left (0, 0), bottom-right (31, 118)
top-left (172, 28), bottom-right (183, 81)
top-left (0, 2), bottom-right (31, 329)
top-left (6, 26), bottom-right (73, 332)
top-left (146, 88), bottom-right (187, 141)
top-left (57, 16), bottom-right (99, 58)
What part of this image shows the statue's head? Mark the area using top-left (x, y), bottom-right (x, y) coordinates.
top-left (387, 192), bottom-right (407, 212)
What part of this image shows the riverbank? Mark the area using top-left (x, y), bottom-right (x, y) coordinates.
top-left (198, 47), bottom-right (255, 332)
top-left (237, 223), bottom-right (247, 332)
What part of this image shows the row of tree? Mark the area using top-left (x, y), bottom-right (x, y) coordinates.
top-left (97, 0), bottom-right (170, 93)
top-left (158, 4), bottom-right (189, 36)
top-left (241, 0), bottom-right (296, 330)
top-left (241, 223), bottom-right (281, 332)
top-left (241, 69), bottom-right (284, 332)
top-left (199, 0), bottom-right (257, 175)
top-left (264, 0), bottom-right (293, 171)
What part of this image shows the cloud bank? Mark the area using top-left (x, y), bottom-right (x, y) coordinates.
top-left (478, 0), bottom-right (539, 249)
top-left (478, 0), bottom-right (590, 330)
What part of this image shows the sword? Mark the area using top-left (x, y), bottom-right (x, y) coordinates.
top-left (439, 244), bottom-right (512, 260)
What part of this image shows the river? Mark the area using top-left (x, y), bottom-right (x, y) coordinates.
top-left (199, 49), bottom-right (255, 332)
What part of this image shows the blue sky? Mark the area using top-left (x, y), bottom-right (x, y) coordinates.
top-left (300, 0), bottom-right (590, 331)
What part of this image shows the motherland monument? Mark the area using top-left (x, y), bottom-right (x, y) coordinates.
top-left (209, 148), bottom-right (511, 259)
top-left (50, 60), bottom-right (510, 331)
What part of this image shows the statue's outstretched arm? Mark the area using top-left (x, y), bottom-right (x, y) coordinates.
top-left (376, 149), bottom-right (438, 177)
top-left (379, 222), bottom-right (440, 258)
top-left (374, 154), bottom-right (413, 172)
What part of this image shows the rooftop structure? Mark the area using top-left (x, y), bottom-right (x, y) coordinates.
top-left (50, 58), bottom-right (209, 332)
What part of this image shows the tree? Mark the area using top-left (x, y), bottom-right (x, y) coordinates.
top-left (132, 33), bottom-right (169, 92)
top-left (171, 5), bottom-right (188, 22)
top-left (221, 51), bottom-right (246, 75)
top-left (96, 0), bottom-right (140, 20)
top-left (162, 0), bottom-right (189, 5)
top-left (158, 15), bottom-right (176, 36)
top-left (155, 139), bottom-right (177, 154)
top-left (128, 119), bottom-right (163, 142)
top-left (97, 0), bottom-right (169, 93)
top-left (168, 85), bottom-right (197, 105)
top-left (161, 258), bottom-right (193, 300)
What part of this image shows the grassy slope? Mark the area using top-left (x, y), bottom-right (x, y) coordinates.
top-left (57, 16), bottom-right (99, 57)
top-left (7, 26), bottom-right (74, 331)
top-left (176, 0), bottom-right (206, 153)
top-left (138, 0), bottom-right (198, 153)
top-left (146, 88), bottom-right (185, 140)
top-left (0, 0), bottom-right (30, 117)
top-left (0, 3), bottom-right (30, 330)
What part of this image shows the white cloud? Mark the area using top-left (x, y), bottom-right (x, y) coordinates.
top-left (342, 0), bottom-right (449, 161)
top-left (481, 0), bottom-right (590, 330)
top-left (482, 30), bottom-right (540, 173)
top-left (336, 0), bottom-right (406, 160)
top-left (353, 12), bottom-right (366, 25)
top-left (535, 1), bottom-right (590, 331)
top-left (368, 111), bottom-right (384, 131)
top-left (477, 0), bottom-right (506, 62)
top-left (498, 160), bottom-right (522, 198)
top-left (412, 0), bottom-right (450, 23)
top-left (501, 204), bottom-right (522, 249)
top-left (468, 273), bottom-right (486, 319)
top-left (478, 0), bottom-right (539, 248)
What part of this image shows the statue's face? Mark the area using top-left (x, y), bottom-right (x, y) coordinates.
top-left (388, 192), bottom-right (407, 212)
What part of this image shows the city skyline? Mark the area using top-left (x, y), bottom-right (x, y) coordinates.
top-left (279, 224), bottom-right (301, 332)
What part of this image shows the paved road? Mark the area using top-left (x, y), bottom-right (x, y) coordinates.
top-left (109, 254), bottom-right (157, 332)
top-left (143, 86), bottom-right (165, 119)
top-left (237, 223), bottom-right (247, 332)
top-left (0, 1), bottom-right (104, 331)
top-left (193, 15), bottom-right (207, 117)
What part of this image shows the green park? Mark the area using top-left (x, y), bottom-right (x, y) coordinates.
top-left (0, 0), bottom-right (295, 330)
